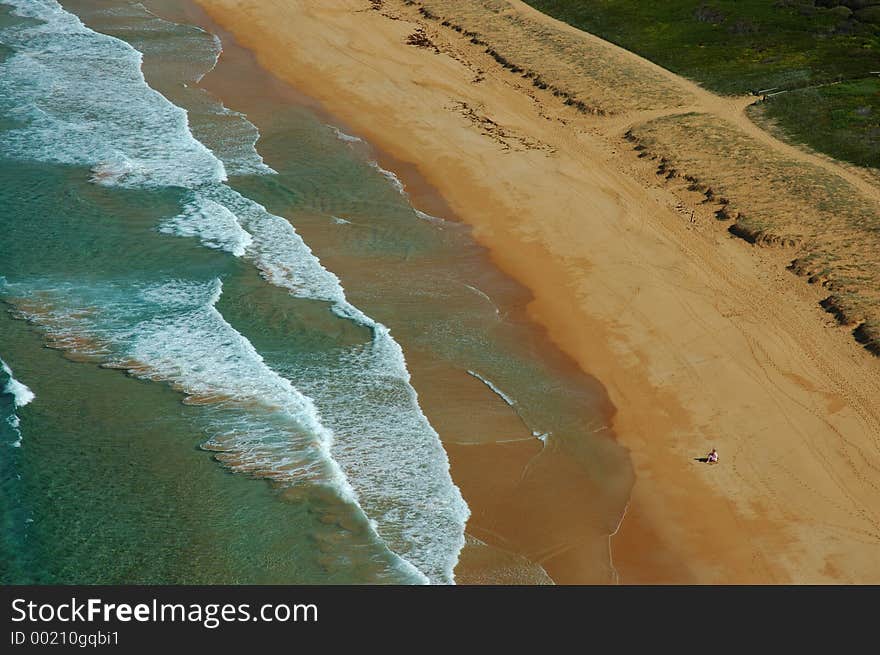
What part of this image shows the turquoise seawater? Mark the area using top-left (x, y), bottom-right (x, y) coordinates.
top-left (0, 0), bottom-right (633, 584)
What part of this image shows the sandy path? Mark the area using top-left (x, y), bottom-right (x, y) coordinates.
top-left (194, 0), bottom-right (880, 583)
top-left (509, 0), bottom-right (880, 203)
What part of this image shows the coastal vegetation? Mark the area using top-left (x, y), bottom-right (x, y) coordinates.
top-left (525, 0), bottom-right (880, 168)
top-left (401, 0), bottom-right (880, 354)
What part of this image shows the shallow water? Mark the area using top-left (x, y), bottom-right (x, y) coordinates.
top-left (0, 0), bottom-right (633, 584)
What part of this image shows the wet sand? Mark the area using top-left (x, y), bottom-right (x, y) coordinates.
top-left (147, 0), bottom-right (634, 583)
top-left (188, 0), bottom-right (880, 582)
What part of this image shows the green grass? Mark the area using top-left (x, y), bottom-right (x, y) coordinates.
top-left (754, 77), bottom-right (880, 167)
top-left (524, 0), bottom-right (880, 167)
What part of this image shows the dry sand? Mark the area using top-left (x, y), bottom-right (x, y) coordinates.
top-left (193, 0), bottom-right (880, 583)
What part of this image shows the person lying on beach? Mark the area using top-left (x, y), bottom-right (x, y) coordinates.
top-left (707, 448), bottom-right (719, 464)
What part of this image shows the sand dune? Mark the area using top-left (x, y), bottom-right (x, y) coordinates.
top-left (195, 0), bottom-right (880, 582)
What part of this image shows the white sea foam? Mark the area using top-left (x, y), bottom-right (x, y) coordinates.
top-left (200, 184), bottom-right (470, 583)
top-left (1, 359), bottom-right (35, 409)
top-left (201, 185), bottom-right (349, 303)
top-left (95, 2), bottom-right (274, 177)
top-left (160, 194), bottom-right (253, 257)
top-left (0, 0), bottom-right (226, 188)
top-left (338, 132), bottom-right (454, 229)
top-left (0, 0), bottom-right (469, 584)
top-left (414, 209), bottom-right (448, 225)
top-left (156, 182), bottom-right (471, 581)
top-left (99, 1), bottom-right (217, 78)
top-left (467, 370), bottom-right (550, 445)
top-left (328, 125), bottom-right (363, 144)
top-left (368, 164), bottom-right (453, 228)
top-left (368, 160), bottom-right (407, 196)
top-left (467, 370), bottom-right (516, 407)
top-left (204, 105), bottom-right (277, 177)
top-left (464, 283), bottom-right (501, 315)
top-left (5, 277), bottom-right (427, 582)
top-left (300, 338), bottom-right (468, 582)
top-left (196, 30), bottom-right (223, 84)
top-left (5, 416), bottom-right (22, 448)
top-left (126, 279), bottom-right (354, 496)
top-left (2, 358), bottom-right (33, 449)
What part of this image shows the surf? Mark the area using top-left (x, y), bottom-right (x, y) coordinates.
top-left (0, 0), bottom-right (468, 584)
top-left (1, 357), bottom-right (34, 449)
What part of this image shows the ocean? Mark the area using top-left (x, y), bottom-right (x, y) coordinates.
top-left (0, 0), bottom-right (633, 584)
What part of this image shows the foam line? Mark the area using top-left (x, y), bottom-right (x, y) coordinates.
top-left (1, 359), bottom-right (35, 409)
top-left (0, 0), bottom-right (470, 584)
top-left (1, 358), bottom-right (34, 449)
top-left (328, 125), bottom-right (363, 143)
top-left (467, 369), bottom-right (516, 407)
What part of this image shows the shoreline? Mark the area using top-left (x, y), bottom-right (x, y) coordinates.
top-left (190, 0), bottom-right (880, 582)
top-left (154, 0), bottom-right (632, 583)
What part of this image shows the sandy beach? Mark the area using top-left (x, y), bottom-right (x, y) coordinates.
top-left (191, 0), bottom-right (880, 583)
